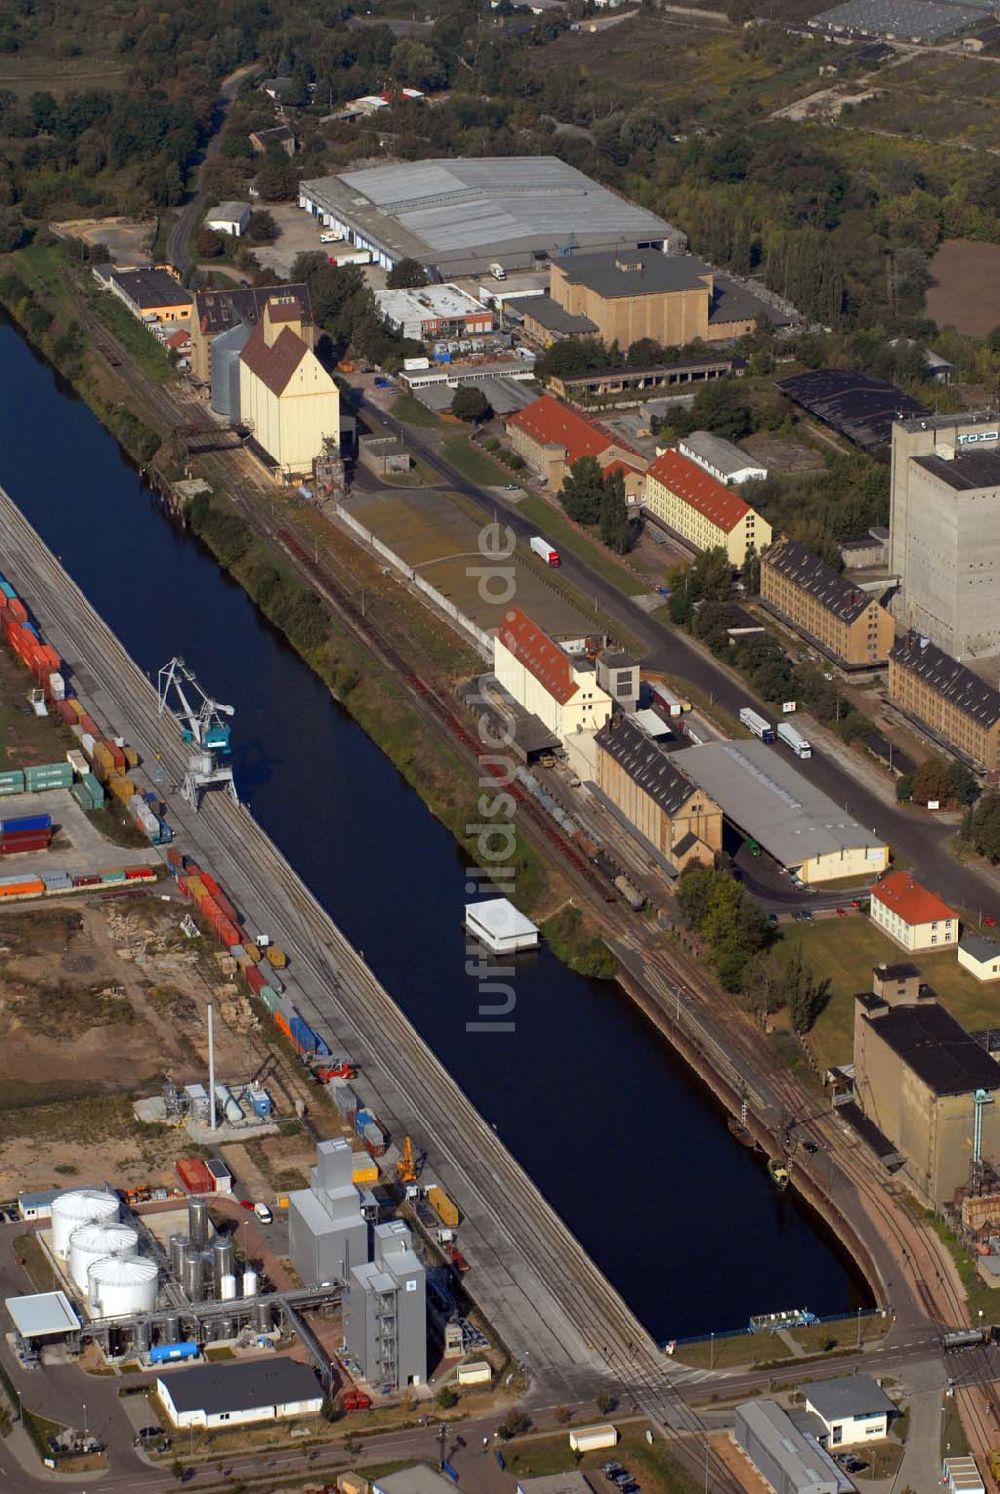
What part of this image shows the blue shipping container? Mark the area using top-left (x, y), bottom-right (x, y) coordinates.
top-left (0, 582), bottom-right (16, 599)
top-left (355, 1108), bottom-right (373, 1140)
top-left (290, 1016), bottom-right (316, 1051)
top-left (149, 1341), bottom-right (199, 1364)
top-left (0, 813), bottom-right (51, 834)
top-left (314, 1034), bottom-right (332, 1058)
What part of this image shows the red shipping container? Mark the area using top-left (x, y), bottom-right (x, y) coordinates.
top-left (109, 744), bottom-right (126, 772)
top-left (72, 874), bottom-right (101, 886)
top-left (215, 918), bottom-right (241, 948)
top-left (176, 1157), bottom-right (215, 1193)
top-left (124, 866), bottom-right (154, 881)
top-left (79, 714), bottom-right (100, 737)
top-left (7, 598), bottom-right (27, 623)
top-left (1, 838), bottom-right (51, 855)
top-left (200, 871), bottom-right (223, 898)
top-left (246, 966), bottom-right (266, 995)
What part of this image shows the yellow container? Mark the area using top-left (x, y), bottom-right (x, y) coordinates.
top-left (266, 945), bottom-right (287, 969)
top-left (427, 1185), bottom-right (459, 1229)
top-left (245, 942), bottom-right (262, 964)
top-left (124, 746), bottom-right (139, 770)
top-left (352, 1154), bottom-right (379, 1186)
top-left (109, 773), bottom-right (136, 805)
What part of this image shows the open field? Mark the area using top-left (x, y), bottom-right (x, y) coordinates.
top-left (342, 486), bottom-right (599, 637)
top-left (927, 240), bottom-right (1000, 336)
top-left (441, 433), bottom-right (511, 488)
top-left (774, 914), bottom-right (1000, 1074)
top-left (52, 217), bottom-right (155, 268)
top-left (502, 1423), bottom-right (699, 1494)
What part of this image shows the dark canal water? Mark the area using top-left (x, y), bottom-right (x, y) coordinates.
top-left (0, 316), bottom-right (870, 1340)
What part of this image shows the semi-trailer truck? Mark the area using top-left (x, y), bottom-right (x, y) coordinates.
top-left (777, 721), bottom-right (812, 759)
top-left (740, 706), bottom-right (776, 743)
top-left (529, 535), bottom-right (560, 566)
top-left (650, 682), bottom-right (691, 716)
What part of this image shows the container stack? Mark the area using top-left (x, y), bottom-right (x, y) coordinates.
top-left (26, 762), bottom-right (73, 792)
top-left (0, 812), bottom-right (52, 856)
top-left (0, 770), bottom-right (24, 797)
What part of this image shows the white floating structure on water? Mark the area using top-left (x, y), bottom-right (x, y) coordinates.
top-left (464, 897), bottom-right (539, 954)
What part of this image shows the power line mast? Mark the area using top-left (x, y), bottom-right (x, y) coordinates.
top-left (157, 657), bottom-right (237, 812)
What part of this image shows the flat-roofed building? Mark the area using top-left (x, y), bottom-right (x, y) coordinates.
top-left (890, 412), bottom-right (1000, 658)
top-left (888, 632), bottom-right (1000, 775)
top-left (869, 871), bottom-right (958, 952)
top-left (594, 712), bottom-right (721, 872)
top-left (760, 535), bottom-right (895, 669)
top-left (494, 606), bottom-right (612, 740)
top-left (853, 971), bottom-right (1000, 1207)
top-left (733, 1399), bottom-right (841, 1494)
top-left (804, 1375), bottom-right (895, 1449)
top-left (958, 932), bottom-right (1000, 982)
top-left (678, 430), bottom-right (767, 485)
top-left (506, 395), bottom-right (647, 499)
top-left (156, 1358), bottom-right (323, 1429)
top-left (679, 739), bottom-right (888, 884)
top-left (517, 295), bottom-right (598, 347)
top-left (98, 265), bottom-right (193, 324)
top-left (376, 284), bottom-right (496, 342)
top-left (644, 449), bottom-right (771, 566)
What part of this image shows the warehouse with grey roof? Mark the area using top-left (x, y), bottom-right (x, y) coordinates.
top-left (298, 158), bottom-right (683, 275)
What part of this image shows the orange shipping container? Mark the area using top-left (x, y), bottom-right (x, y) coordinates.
top-left (0, 878), bottom-right (44, 897)
top-left (124, 747), bottom-right (139, 770)
top-left (274, 1011), bottom-right (291, 1038)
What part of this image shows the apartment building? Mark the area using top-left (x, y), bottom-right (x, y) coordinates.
top-left (760, 535), bottom-right (895, 669)
top-left (644, 449), bottom-right (771, 566)
top-left (888, 631), bottom-right (1000, 775)
top-left (869, 871), bottom-right (958, 953)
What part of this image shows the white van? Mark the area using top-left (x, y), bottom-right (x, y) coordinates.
top-left (254, 1202), bottom-right (273, 1224)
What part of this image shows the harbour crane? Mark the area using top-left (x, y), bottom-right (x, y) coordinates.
top-left (156, 657), bottom-right (237, 812)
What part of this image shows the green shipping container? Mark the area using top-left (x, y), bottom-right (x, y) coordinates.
top-left (260, 986), bottom-right (279, 1014)
top-left (71, 782), bottom-right (95, 812)
top-left (0, 770), bottom-right (25, 791)
top-left (99, 870), bottom-right (126, 884)
top-left (82, 773), bottom-right (105, 808)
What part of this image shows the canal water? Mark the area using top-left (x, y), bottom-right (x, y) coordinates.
top-left (0, 316), bottom-right (868, 1340)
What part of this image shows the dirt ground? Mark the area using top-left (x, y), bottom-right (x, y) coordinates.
top-left (251, 201), bottom-right (337, 278)
top-left (741, 431), bottom-right (825, 473)
top-left (927, 239), bottom-right (1000, 336)
top-left (0, 897), bottom-right (253, 1198)
top-left (51, 216), bottom-right (156, 267)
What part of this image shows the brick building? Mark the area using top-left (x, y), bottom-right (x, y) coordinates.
top-left (760, 535), bottom-right (895, 669)
top-left (888, 632), bottom-right (1000, 776)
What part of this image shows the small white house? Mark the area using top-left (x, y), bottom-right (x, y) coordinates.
top-left (869, 871), bottom-right (958, 953)
top-left (804, 1375), bottom-right (895, 1449)
top-left (156, 1359), bottom-right (323, 1429)
top-left (465, 898), bottom-right (539, 954)
top-left (958, 932), bottom-right (1000, 982)
top-left (205, 202), bottom-right (252, 238)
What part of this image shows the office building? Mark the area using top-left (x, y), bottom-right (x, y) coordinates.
top-left (346, 1219), bottom-right (426, 1391)
top-left (803, 1376), bottom-right (895, 1449)
top-left (890, 411), bottom-right (1000, 658)
top-left (644, 449), bottom-right (771, 566)
top-left (760, 535), bottom-right (895, 669)
top-left (888, 632), bottom-right (1000, 775)
top-left (376, 284), bottom-right (495, 342)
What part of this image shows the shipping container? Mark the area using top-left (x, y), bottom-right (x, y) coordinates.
top-left (355, 1108), bottom-right (373, 1140)
top-left (56, 700), bottom-right (77, 725)
top-left (0, 836), bottom-right (50, 855)
top-left (82, 773), bottom-right (105, 808)
top-left (245, 966), bottom-right (267, 995)
top-left (259, 986), bottom-right (279, 1014)
top-left (26, 763), bottom-right (73, 791)
top-left (351, 1153), bottom-right (379, 1185)
top-left (363, 1120), bottom-right (387, 1155)
top-left (330, 1080), bottom-right (358, 1119)
top-left (0, 813), bottom-right (51, 834)
top-left (274, 1010), bottom-right (291, 1039)
top-left (72, 874), bottom-right (100, 887)
top-left (123, 746), bottom-right (139, 771)
top-left (70, 783), bottom-right (95, 812)
top-left (48, 672), bottom-right (66, 701)
top-left (176, 1157), bottom-right (215, 1193)
top-left (0, 770), bottom-right (25, 794)
top-left (426, 1185), bottom-right (459, 1228)
top-left (266, 945), bottom-right (287, 969)
top-left (66, 750), bottom-right (87, 776)
top-left (0, 877), bottom-right (44, 897)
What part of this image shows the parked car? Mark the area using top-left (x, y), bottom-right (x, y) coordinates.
top-left (602, 1464), bottom-right (624, 1480)
top-left (254, 1202), bottom-right (273, 1225)
top-left (802, 1140), bottom-right (819, 1155)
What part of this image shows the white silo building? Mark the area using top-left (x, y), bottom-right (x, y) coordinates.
top-left (51, 1190), bottom-right (119, 1259)
top-left (88, 1256), bottom-right (159, 1318)
top-left (68, 1223), bottom-right (139, 1291)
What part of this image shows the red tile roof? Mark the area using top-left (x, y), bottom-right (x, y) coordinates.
top-left (497, 606), bottom-right (576, 704)
top-left (240, 321), bottom-right (308, 397)
top-left (506, 395), bottom-right (647, 471)
top-left (165, 328), bottom-right (191, 349)
top-left (646, 448), bottom-right (751, 534)
top-left (871, 871), bottom-right (957, 926)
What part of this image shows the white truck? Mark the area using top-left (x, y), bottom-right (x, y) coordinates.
top-left (529, 535), bottom-right (561, 567)
top-left (489, 262), bottom-right (507, 281)
top-left (739, 706), bottom-right (776, 743)
top-left (777, 721), bottom-right (812, 759)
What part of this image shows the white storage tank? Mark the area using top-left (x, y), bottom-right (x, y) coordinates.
top-left (88, 1256), bottom-right (159, 1318)
top-left (69, 1222), bottom-right (138, 1290)
top-left (51, 1189), bottom-right (119, 1259)
top-left (220, 1273), bottom-right (237, 1301)
top-left (242, 1269), bottom-right (258, 1298)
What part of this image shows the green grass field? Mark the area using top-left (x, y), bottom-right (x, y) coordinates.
top-left (503, 1425), bottom-right (698, 1494)
top-left (441, 433), bottom-right (510, 485)
top-left (775, 916), bottom-right (999, 1074)
top-left (84, 285), bottom-right (173, 384)
top-left (515, 493), bottom-right (648, 596)
top-left (391, 391), bottom-right (442, 428)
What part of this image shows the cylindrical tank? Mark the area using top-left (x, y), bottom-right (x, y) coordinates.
top-left (183, 1254), bottom-right (203, 1301)
top-left (89, 1257), bottom-right (158, 1319)
top-left (200, 1250), bottom-right (215, 1296)
top-left (169, 1234), bottom-right (189, 1279)
top-left (163, 1312), bottom-right (181, 1343)
top-left (254, 1298), bottom-right (272, 1333)
top-left (219, 1315), bottom-right (234, 1340)
top-left (242, 1269), bottom-right (259, 1299)
top-left (188, 1197), bottom-right (209, 1250)
top-left (211, 1235), bottom-right (235, 1284)
top-left (68, 1222), bottom-right (138, 1290)
top-left (51, 1190), bottom-right (119, 1259)
top-left (220, 1273), bottom-right (237, 1301)
top-left (132, 1318), bottom-right (150, 1353)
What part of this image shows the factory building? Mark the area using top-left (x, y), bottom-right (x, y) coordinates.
top-left (890, 411), bottom-right (1000, 658)
top-left (375, 285), bottom-right (496, 343)
top-left (888, 632), bottom-right (1000, 777)
top-left (494, 607), bottom-right (613, 740)
top-left (644, 450), bottom-right (771, 567)
top-left (95, 265), bottom-right (193, 324)
top-left (191, 282), bottom-right (314, 385)
top-left (288, 1139), bottom-right (369, 1287)
top-left (678, 740), bottom-right (889, 884)
top-left (156, 1358), bottom-right (323, 1429)
top-left (853, 965), bottom-right (1000, 1208)
top-left (678, 431), bottom-right (767, 486)
top-left (238, 298), bottom-right (340, 477)
top-left (760, 535), bottom-right (895, 670)
top-left (733, 1399), bottom-right (841, 1494)
top-left (594, 713), bottom-right (722, 873)
top-left (346, 1219), bottom-right (427, 1391)
top-left (505, 396), bottom-right (647, 497)
top-left (540, 250), bottom-right (765, 351)
top-left (205, 202), bottom-right (251, 238)
top-left (298, 158), bottom-right (680, 276)
top-left (869, 871), bottom-right (958, 953)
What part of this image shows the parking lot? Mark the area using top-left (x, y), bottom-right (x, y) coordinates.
top-left (0, 789), bottom-right (156, 878)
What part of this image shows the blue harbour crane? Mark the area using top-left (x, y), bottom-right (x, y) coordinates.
top-left (156, 656), bottom-right (237, 811)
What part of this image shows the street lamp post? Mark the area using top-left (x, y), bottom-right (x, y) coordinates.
top-left (710, 1332), bottom-right (715, 1371)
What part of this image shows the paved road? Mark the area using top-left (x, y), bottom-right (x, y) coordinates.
top-left (165, 63), bottom-right (262, 274)
top-left (374, 406), bottom-right (1000, 921)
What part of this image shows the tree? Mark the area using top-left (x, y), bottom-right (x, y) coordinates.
top-left (895, 771), bottom-right (913, 804)
top-left (389, 38), bottom-right (448, 90)
top-left (255, 147), bottom-right (296, 202)
top-left (690, 380), bottom-right (752, 441)
top-left (949, 760), bottom-right (979, 808)
top-left (911, 756), bottom-right (954, 807)
top-left (0, 207), bottom-right (25, 252)
top-left (594, 1390), bottom-right (615, 1414)
top-left (195, 226), bottom-right (225, 258)
top-left (741, 546), bottom-right (761, 595)
top-left (559, 455), bottom-right (605, 525)
top-left (497, 1410), bottom-right (531, 1439)
top-left (784, 949), bottom-right (831, 1034)
top-left (436, 1385), bottom-right (459, 1408)
top-left (451, 386), bottom-right (491, 423)
top-left (246, 209), bottom-right (279, 242)
top-left (386, 256), bottom-right (428, 289)
top-left (599, 469), bottom-right (630, 554)
top-left (971, 791), bottom-right (1000, 863)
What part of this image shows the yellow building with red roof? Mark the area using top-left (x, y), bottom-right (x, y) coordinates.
top-left (869, 872), bottom-right (959, 953)
top-left (644, 448), bottom-right (771, 565)
top-left (493, 607), bottom-right (613, 741)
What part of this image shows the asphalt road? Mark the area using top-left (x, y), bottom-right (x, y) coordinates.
top-left (375, 405), bottom-right (1000, 920)
top-left (165, 63), bottom-right (262, 274)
